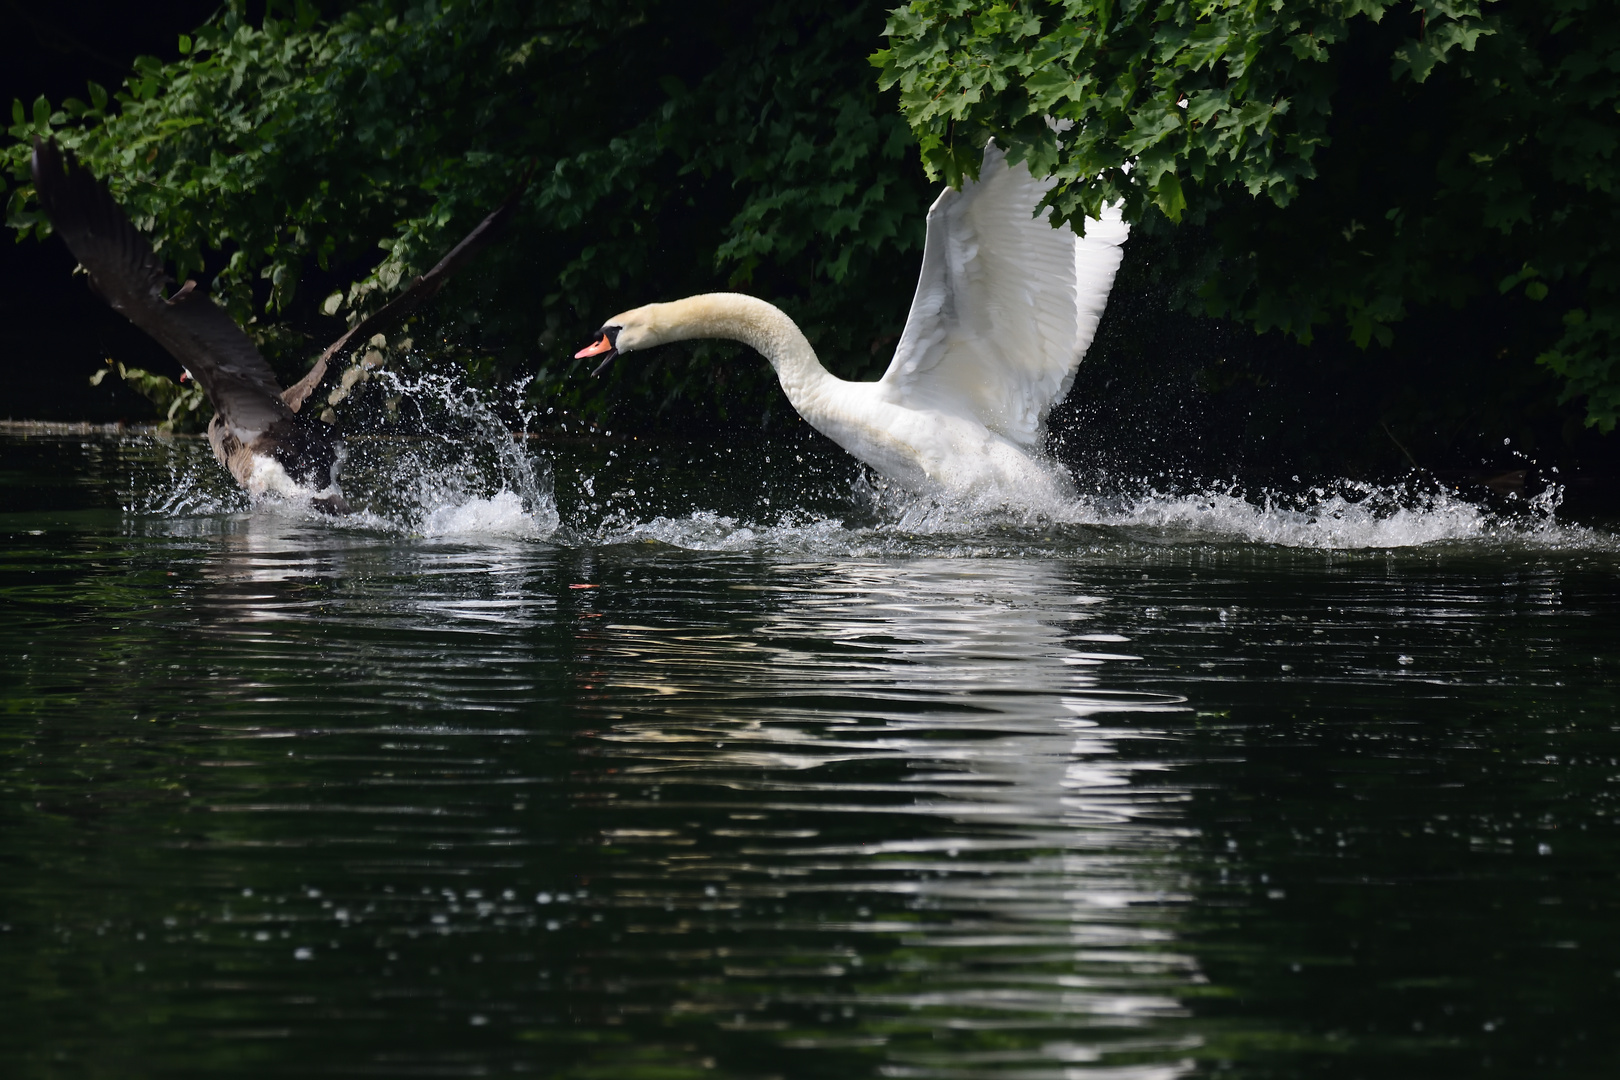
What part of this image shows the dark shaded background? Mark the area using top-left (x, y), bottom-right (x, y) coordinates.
top-left (0, 0), bottom-right (224, 421)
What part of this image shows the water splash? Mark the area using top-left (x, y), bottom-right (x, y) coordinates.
top-left (122, 436), bottom-right (248, 517)
top-left (115, 394), bottom-right (1610, 554)
top-left (573, 508), bottom-right (858, 553)
top-left (570, 468), bottom-right (1614, 555)
top-left (338, 369), bottom-right (558, 539)
top-left (122, 371), bottom-right (558, 538)
top-left (1059, 475), bottom-right (1591, 550)
top-left (416, 488), bottom-right (541, 537)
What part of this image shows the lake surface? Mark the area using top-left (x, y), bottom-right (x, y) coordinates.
top-left (2, 427), bottom-right (1618, 1079)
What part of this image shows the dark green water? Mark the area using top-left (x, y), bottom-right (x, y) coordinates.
top-left (2, 431), bottom-right (1618, 1079)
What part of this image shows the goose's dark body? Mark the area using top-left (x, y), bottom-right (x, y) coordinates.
top-left (31, 138), bottom-right (524, 512)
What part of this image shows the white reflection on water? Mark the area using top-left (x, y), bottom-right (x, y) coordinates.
top-left (174, 530), bottom-right (1206, 1074)
top-left (186, 508), bottom-right (556, 630)
top-left (586, 558), bottom-right (1200, 1076)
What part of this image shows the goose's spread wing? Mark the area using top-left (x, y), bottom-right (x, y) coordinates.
top-left (31, 139), bottom-right (294, 444)
top-left (282, 169), bottom-right (531, 413)
top-left (879, 143), bottom-right (1129, 447)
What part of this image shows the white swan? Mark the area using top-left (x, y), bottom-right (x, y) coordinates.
top-left (576, 143), bottom-right (1129, 502)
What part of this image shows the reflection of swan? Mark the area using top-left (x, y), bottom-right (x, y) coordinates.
top-left (586, 558), bottom-right (1197, 1071)
top-left (32, 138), bottom-right (523, 512)
top-left (576, 143), bottom-right (1129, 500)
top-left (599, 559), bottom-right (1186, 815)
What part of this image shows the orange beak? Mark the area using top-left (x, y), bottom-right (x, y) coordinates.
top-left (575, 334), bottom-right (614, 359)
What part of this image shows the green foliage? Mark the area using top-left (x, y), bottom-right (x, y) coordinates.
top-left (88, 359), bottom-right (211, 433)
top-left (6, 0), bottom-right (930, 429)
top-left (876, 1), bottom-right (1620, 431)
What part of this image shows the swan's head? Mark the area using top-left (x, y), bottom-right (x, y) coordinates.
top-left (574, 302), bottom-right (673, 376)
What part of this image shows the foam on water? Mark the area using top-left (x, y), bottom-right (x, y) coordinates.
top-left (573, 508), bottom-right (859, 553)
top-left (417, 489), bottom-right (546, 538)
top-left (573, 470), bottom-right (1615, 556)
top-left (1059, 478), bottom-right (1594, 550)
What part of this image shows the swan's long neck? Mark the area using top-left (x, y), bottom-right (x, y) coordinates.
top-left (637, 293), bottom-right (839, 405)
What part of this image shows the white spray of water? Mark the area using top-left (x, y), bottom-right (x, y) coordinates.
top-left (577, 508), bottom-right (858, 553)
top-left (338, 369), bottom-right (559, 539)
top-left (127, 372), bottom-right (558, 539)
top-left (575, 468), bottom-right (1615, 555)
top-left (1067, 481), bottom-right (1553, 549)
top-left (416, 488), bottom-right (539, 537)
top-left (124, 437), bottom-right (248, 517)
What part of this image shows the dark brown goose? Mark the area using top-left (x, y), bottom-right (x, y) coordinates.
top-left (32, 137), bottom-right (525, 513)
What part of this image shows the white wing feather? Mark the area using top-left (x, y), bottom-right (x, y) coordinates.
top-left (879, 143), bottom-right (1129, 447)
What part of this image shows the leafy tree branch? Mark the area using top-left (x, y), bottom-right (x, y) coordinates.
top-left (876, 0), bottom-right (1620, 430)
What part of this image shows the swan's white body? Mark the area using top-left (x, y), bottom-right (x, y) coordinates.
top-left (588, 144), bottom-right (1129, 501)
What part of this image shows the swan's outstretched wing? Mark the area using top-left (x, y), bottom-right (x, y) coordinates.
top-left (879, 143), bottom-right (1128, 447)
top-left (31, 138), bottom-right (296, 445)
